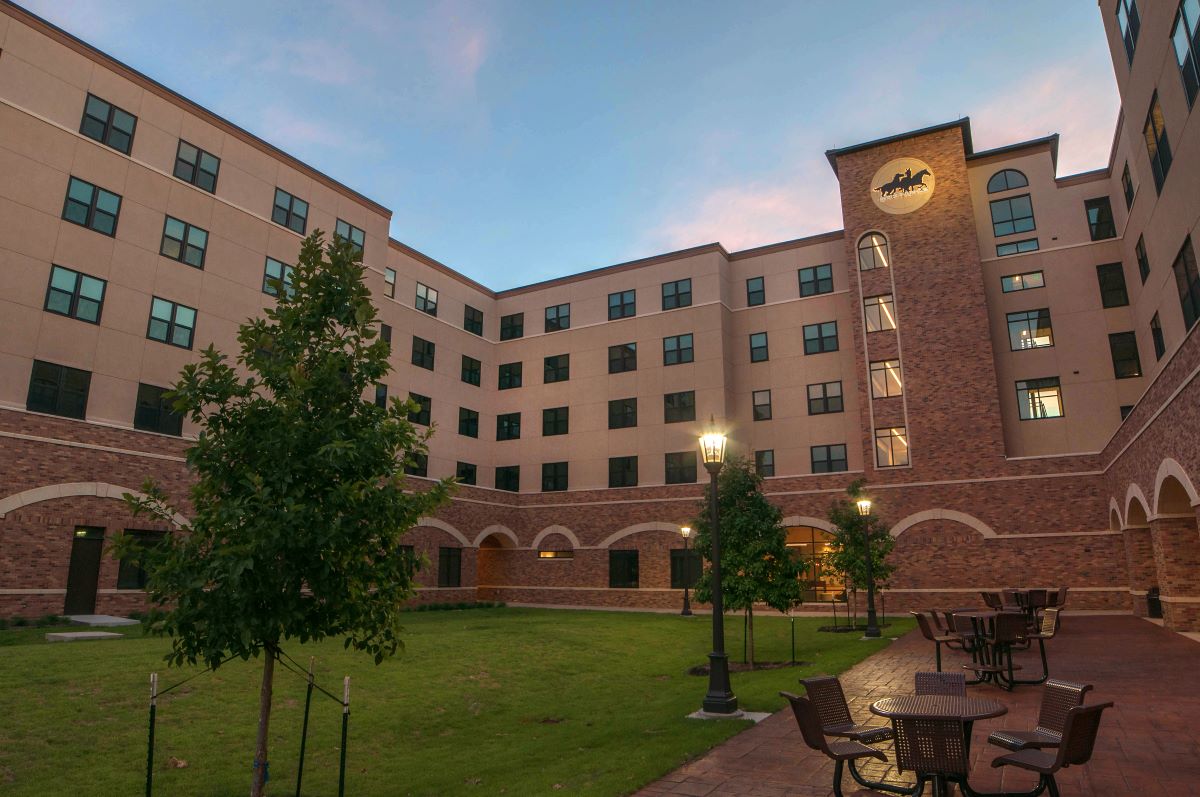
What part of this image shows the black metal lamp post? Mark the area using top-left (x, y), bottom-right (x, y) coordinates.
top-left (680, 526), bottom-right (694, 616)
top-left (699, 429), bottom-right (738, 714)
top-left (857, 497), bottom-right (881, 638)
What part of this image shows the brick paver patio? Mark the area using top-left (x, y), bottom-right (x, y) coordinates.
top-left (639, 616), bottom-right (1200, 796)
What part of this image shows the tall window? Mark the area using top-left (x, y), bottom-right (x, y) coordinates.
top-left (609, 397), bottom-right (637, 429)
top-left (263, 257), bottom-right (294, 297)
top-left (662, 278), bottom-right (692, 310)
top-left (174, 140), bottom-right (220, 193)
top-left (147, 298), bottom-right (196, 349)
top-left (79, 93), bottom-right (136, 154)
top-left (415, 283), bottom-right (438, 316)
top-left (498, 362), bottom-right (522, 389)
top-left (746, 276), bottom-right (765, 306)
top-left (1016, 377), bottom-right (1064, 420)
top-left (1006, 309), bottom-right (1054, 350)
top-left (1085, 197), bottom-right (1116, 240)
top-left (609, 550), bottom-right (638, 588)
top-left (461, 355), bottom-right (481, 386)
top-left (996, 238), bottom-right (1039, 257)
top-left (857, 233), bottom-right (889, 270)
top-left (664, 391), bottom-right (696, 423)
top-left (807, 381), bottom-right (843, 415)
top-left (438, 548), bottom-right (461, 588)
top-left (542, 406), bottom-right (569, 436)
top-left (1108, 332), bottom-right (1142, 379)
top-left (1136, 235), bottom-right (1151, 283)
top-left (799, 264), bottom-right (833, 297)
top-left (456, 462), bottom-right (477, 485)
top-left (160, 216), bottom-right (208, 268)
top-left (665, 452), bottom-right (697, 484)
top-left (27, 360), bottom-right (90, 419)
top-left (404, 452), bottom-right (429, 477)
top-left (544, 354), bottom-right (570, 383)
top-left (749, 332), bottom-right (769, 362)
top-left (411, 336), bottom-right (435, 370)
top-left (986, 169), bottom-right (1028, 193)
top-left (1174, 1), bottom-right (1200, 106)
top-left (1001, 271), bottom-right (1044, 293)
top-left (1116, 0), bottom-right (1140, 64)
top-left (334, 219), bottom-right (365, 257)
top-left (116, 531), bottom-right (164, 589)
top-left (1173, 237), bottom-right (1200, 330)
top-left (863, 295), bottom-right (897, 332)
top-left (811, 444), bottom-right (847, 474)
top-left (670, 548), bottom-right (702, 589)
top-left (541, 462), bottom-right (568, 492)
top-left (1121, 163), bottom-right (1135, 209)
top-left (752, 389), bottom-right (772, 421)
top-left (134, 383), bottom-right (183, 436)
top-left (497, 412), bottom-right (521, 440)
top-left (990, 194), bottom-right (1035, 237)
top-left (545, 303), bottom-right (570, 332)
top-left (44, 265), bottom-right (105, 323)
top-left (500, 312), bottom-right (524, 340)
top-left (374, 384), bottom-right (388, 408)
top-left (1143, 94), bottom-right (1172, 193)
top-left (62, 177), bottom-right (121, 236)
top-left (1151, 312), bottom-right (1166, 360)
top-left (609, 456), bottom-right (638, 488)
top-left (875, 427), bottom-right (910, 467)
top-left (384, 268), bottom-right (396, 298)
top-left (1096, 263), bottom-right (1129, 308)
top-left (663, 334), bottom-right (694, 365)
top-left (754, 449), bottom-right (775, 477)
top-left (495, 466), bottom-right (520, 492)
top-left (609, 343), bottom-right (637, 373)
top-left (803, 321), bottom-right (838, 354)
top-left (870, 359), bottom-right (903, 398)
top-left (608, 289), bottom-right (636, 320)
top-left (271, 188), bottom-right (308, 234)
top-left (458, 407), bottom-right (479, 437)
top-left (408, 393), bottom-right (432, 425)
top-left (464, 305), bottom-right (484, 335)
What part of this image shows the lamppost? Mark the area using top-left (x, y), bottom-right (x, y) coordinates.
top-left (680, 526), bottom-right (694, 616)
top-left (856, 497), bottom-right (881, 639)
top-left (699, 428), bottom-right (737, 715)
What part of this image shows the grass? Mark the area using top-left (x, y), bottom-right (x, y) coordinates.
top-left (0, 608), bottom-right (912, 796)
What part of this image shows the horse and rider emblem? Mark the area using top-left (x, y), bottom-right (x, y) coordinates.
top-left (875, 168), bottom-right (931, 197)
top-left (869, 157), bottom-right (935, 215)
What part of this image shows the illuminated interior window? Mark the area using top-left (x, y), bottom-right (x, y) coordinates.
top-left (857, 233), bottom-right (890, 271)
top-left (870, 360), bottom-right (903, 398)
top-left (1006, 309), bottom-right (1054, 350)
top-left (1016, 378), bottom-right (1064, 420)
top-left (863, 294), bottom-right (897, 332)
top-left (875, 426), bottom-right (909, 467)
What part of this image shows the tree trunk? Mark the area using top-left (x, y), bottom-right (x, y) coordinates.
top-left (251, 645), bottom-right (276, 797)
top-left (746, 605), bottom-right (755, 669)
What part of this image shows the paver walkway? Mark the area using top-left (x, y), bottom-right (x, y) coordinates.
top-left (638, 616), bottom-right (1200, 796)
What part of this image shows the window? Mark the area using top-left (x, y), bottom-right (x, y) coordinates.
top-left (990, 194), bottom-right (1036, 238)
top-left (160, 216), bottom-right (208, 268)
top-left (1116, 0), bottom-right (1140, 63)
top-left (870, 360), bottom-right (903, 398)
top-left (664, 391), bottom-right (696, 423)
top-left (749, 332), bottom-right (769, 362)
top-left (799, 264), bottom-right (833, 297)
top-left (996, 238), bottom-right (1039, 257)
top-left (544, 354), bottom-right (569, 383)
top-left (1151, 313), bottom-right (1165, 360)
top-left (1001, 271), bottom-right (1045, 293)
top-left (1173, 237), bottom-right (1200, 330)
top-left (807, 381), bottom-right (843, 414)
top-left (464, 305), bottom-right (484, 335)
top-left (408, 393), bottom-right (431, 425)
top-left (875, 427), bottom-right (910, 467)
top-left (1143, 94), bottom-right (1172, 193)
top-left (381, 324), bottom-right (393, 346)
top-left (863, 295), bottom-right (897, 332)
top-left (1016, 377), bottom-right (1064, 420)
top-left (665, 452), bottom-right (697, 484)
top-left (458, 407), bottom-right (479, 438)
top-left (495, 465), bottom-right (520, 492)
top-left (1109, 332), bottom-right (1142, 379)
top-left (334, 219), bottom-right (365, 257)
top-left (79, 93), bottom-right (136, 154)
top-left (1120, 404), bottom-right (1134, 420)
top-left (271, 188), bottom-right (308, 234)
top-left (456, 462), bottom-right (477, 485)
top-left (543, 406), bottom-right (569, 436)
top-left (752, 389), bottom-right (772, 421)
top-left (803, 321), bottom-right (838, 354)
top-left (664, 334), bottom-right (694, 365)
top-left (411, 336), bottom-right (435, 370)
top-left (415, 283), bottom-right (438, 316)
top-left (173, 140), bottom-right (219, 193)
top-left (374, 383), bottom-right (388, 408)
top-left (1085, 197), bottom-right (1116, 240)
top-left (670, 549), bottom-right (702, 589)
top-left (608, 289), bottom-right (636, 320)
top-left (498, 362), bottom-right (522, 389)
top-left (497, 412), bottom-right (521, 441)
top-left (134, 383), bottom-right (183, 436)
top-left (384, 268), bottom-right (396, 298)
top-left (811, 444), bottom-right (847, 474)
top-left (1006, 309), bottom-right (1054, 350)
top-left (542, 462), bottom-right (568, 492)
top-left (263, 257), bottom-right (294, 297)
top-left (461, 355), bottom-right (481, 386)
top-left (500, 312), bottom-right (524, 340)
top-left (609, 398), bottom-right (637, 429)
top-left (1096, 263), bottom-right (1129, 308)
top-left (545, 303), bottom-right (570, 332)
top-left (609, 550), bottom-right (638, 588)
top-left (1174, 1), bottom-right (1200, 106)
top-left (746, 276), bottom-right (765, 306)
top-left (754, 449), bottom-right (775, 477)
top-left (147, 297), bottom-right (196, 349)
top-left (438, 547), bottom-right (461, 588)
top-left (662, 278), bottom-right (692, 310)
top-left (62, 177), bottom-right (121, 236)
top-left (609, 456), bottom-right (638, 488)
top-left (116, 531), bottom-right (163, 589)
top-left (857, 233), bottom-right (889, 270)
top-left (986, 169), bottom-right (1029, 194)
top-left (1136, 236), bottom-right (1151, 283)
top-left (1121, 164), bottom-right (1135, 210)
top-left (44, 265), bottom-right (105, 323)
top-left (609, 343), bottom-right (637, 373)
top-left (26, 360), bottom-right (90, 419)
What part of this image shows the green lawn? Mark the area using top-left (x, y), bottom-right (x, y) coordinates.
top-left (0, 608), bottom-right (911, 796)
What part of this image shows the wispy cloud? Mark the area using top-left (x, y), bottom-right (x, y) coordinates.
top-left (256, 104), bottom-right (376, 155)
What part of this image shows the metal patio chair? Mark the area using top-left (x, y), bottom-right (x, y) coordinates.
top-left (801, 675), bottom-right (893, 744)
top-left (892, 714), bottom-right (970, 797)
top-left (987, 679), bottom-right (1093, 752)
top-left (912, 612), bottom-right (961, 673)
top-left (780, 691), bottom-right (888, 797)
top-left (989, 701), bottom-right (1114, 797)
top-left (915, 671), bottom-right (967, 697)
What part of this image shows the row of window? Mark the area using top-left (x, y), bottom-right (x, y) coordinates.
top-left (986, 170), bottom-right (1117, 258)
top-left (1004, 305), bottom-right (1143, 378)
top-left (45, 265), bottom-right (197, 348)
top-left (26, 360), bottom-right (183, 434)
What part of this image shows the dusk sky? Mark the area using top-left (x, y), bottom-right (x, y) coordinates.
top-left (30, 1), bottom-right (1120, 290)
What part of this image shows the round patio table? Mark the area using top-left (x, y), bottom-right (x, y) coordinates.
top-left (870, 695), bottom-right (1007, 722)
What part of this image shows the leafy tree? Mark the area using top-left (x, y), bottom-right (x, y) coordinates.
top-left (691, 457), bottom-right (803, 667)
top-left (120, 231), bottom-right (451, 797)
top-left (825, 479), bottom-right (895, 628)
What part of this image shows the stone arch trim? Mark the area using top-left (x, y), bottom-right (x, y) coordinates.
top-left (0, 482), bottom-right (190, 528)
top-left (472, 524), bottom-right (520, 548)
top-left (1153, 458), bottom-right (1200, 513)
top-left (1124, 483), bottom-right (1152, 526)
top-left (598, 521), bottom-right (682, 549)
top-left (780, 515), bottom-right (836, 533)
top-left (531, 525), bottom-right (581, 550)
top-left (415, 516), bottom-right (471, 547)
top-left (889, 509), bottom-right (998, 540)
top-left (1108, 498), bottom-right (1123, 531)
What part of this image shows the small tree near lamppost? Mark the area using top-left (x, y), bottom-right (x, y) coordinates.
top-left (826, 480), bottom-right (895, 633)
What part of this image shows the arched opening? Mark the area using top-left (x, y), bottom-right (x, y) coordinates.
top-left (1126, 494), bottom-right (1149, 527)
top-left (1157, 475), bottom-right (1195, 516)
top-left (987, 169), bottom-right (1028, 193)
top-left (475, 527), bottom-right (519, 588)
top-left (536, 532), bottom-right (575, 560)
top-left (857, 232), bottom-right (890, 271)
top-left (1109, 507), bottom-right (1122, 532)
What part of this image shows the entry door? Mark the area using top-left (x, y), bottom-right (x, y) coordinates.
top-left (64, 526), bottom-right (105, 615)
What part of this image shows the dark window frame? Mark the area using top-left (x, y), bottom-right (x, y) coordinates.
top-left (134, 383), bottom-right (183, 436)
top-left (543, 354), bottom-right (570, 383)
top-left (173, 140), bottom-right (220, 193)
top-left (262, 257), bottom-right (294, 298)
top-left (44, 265), bottom-right (106, 324)
top-left (874, 426), bottom-right (911, 468)
top-left (271, 187), bottom-right (308, 234)
top-left (996, 238), bottom-right (1040, 257)
top-left (456, 462), bottom-right (477, 485)
top-left (408, 393), bottom-right (432, 426)
top-left (1006, 308), bottom-right (1054, 350)
top-left (541, 461), bottom-right (568, 492)
top-left (334, 219), bottom-right (365, 257)
top-left (749, 332), bottom-right (769, 362)
top-left (1121, 163), bottom-right (1135, 210)
top-left (608, 397), bottom-right (637, 429)
top-left (1097, 263), bottom-right (1130, 308)
top-left (1016, 377), bottom-right (1064, 421)
top-left (458, 407), bottom-right (479, 438)
top-left (545, 303), bottom-right (571, 332)
top-left (1116, 0), bottom-right (1141, 64)
top-left (811, 444), bottom-right (848, 474)
top-left (1136, 236), bottom-right (1151, 284)
top-left (542, 406), bottom-right (569, 436)
top-left (415, 283), bottom-right (439, 317)
top-left (1173, 2), bottom-right (1200, 107)
top-left (608, 289), bottom-right (636, 320)
top-left (1150, 312), bottom-right (1166, 360)
top-left (1084, 197), bottom-right (1117, 241)
top-left (870, 359), bottom-right (903, 399)
top-left (498, 361), bottom-right (523, 390)
top-left (608, 343), bottom-right (637, 374)
top-left (746, 276), bottom-right (765, 306)
top-left (663, 334), bottom-right (694, 366)
top-left (159, 215), bottom-right (209, 269)
top-left (1173, 237), bottom-right (1200, 331)
top-left (665, 451), bottom-right (698, 484)
top-left (147, 297), bottom-right (196, 349)
top-left (863, 294), bottom-right (897, 333)
top-left (79, 93), bottom-right (136, 154)
top-left (608, 455), bottom-right (638, 488)
top-left (497, 412), bottom-right (521, 441)
top-left (807, 381), bottom-right (844, 415)
top-left (500, 312), bottom-right (524, 340)
top-left (1001, 270), bottom-right (1045, 293)
top-left (62, 176), bottom-right (122, 236)
top-left (464, 305), bottom-right (484, 335)
top-left (411, 336), bottom-right (436, 370)
top-left (986, 169), bottom-right (1029, 194)
top-left (664, 390), bottom-right (696, 423)
top-left (802, 321), bottom-right (838, 354)
top-left (495, 465), bottom-right (520, 492)
top-left (461, 355), bottom-right (482, 386)
top-left (989, 193), bottom-right (1036, 238)
top-left (857, 233), bottom-right (889, 271)
top-left (26, 360), bottom-right (91, 419)
top-left (1108, 331), bottom-right (1143, 379)
top-left (798, 263), bottom-right (833, 297)
top-left (752, 389), bottom-right (772, 421)
top-left (1143, 93), bottom-right (1172, 194)
top-left (608, 550), bottom-right (639, 589)
top-left (754, 449), bottom-right (775, 477)
top-left (437, 547), bottom-right (462, 587)
top-left (662, 278), bottom-right (692, 310)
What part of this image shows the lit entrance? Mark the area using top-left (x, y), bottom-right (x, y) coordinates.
top-left (785, 526), bottom-right (842, 602)
top-left (64, 526), bottom-right (105, 615)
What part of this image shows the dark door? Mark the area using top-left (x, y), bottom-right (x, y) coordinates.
top-left (64, 526), bottom-right (105, 615)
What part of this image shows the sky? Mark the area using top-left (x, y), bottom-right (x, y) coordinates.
top-left (27, 1), bottom-right (1121, 290)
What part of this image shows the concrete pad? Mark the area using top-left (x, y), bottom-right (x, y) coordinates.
top-left (46, 631), bottom-right (124, 642)
top-left (66, 614), bottom-right (140, 627)
top-left (686, 709), bottom-right (771, 723)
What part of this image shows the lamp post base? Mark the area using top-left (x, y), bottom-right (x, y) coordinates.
top-left (701, 652), bottom-right (738, 714)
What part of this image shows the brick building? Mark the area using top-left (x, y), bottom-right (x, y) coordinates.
top-left (1, 1), bottom-right (1198, 627)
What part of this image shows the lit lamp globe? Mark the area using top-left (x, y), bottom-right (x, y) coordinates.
top-left (699, 432), bottom-right (728, 472)
top-left (856, 498), bottom-right (872, 517)
top-left (680, 526), bottom-right (692, 539)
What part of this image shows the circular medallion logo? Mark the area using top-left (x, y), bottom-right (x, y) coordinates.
top-left (870, 157), bottom-right (935, 215)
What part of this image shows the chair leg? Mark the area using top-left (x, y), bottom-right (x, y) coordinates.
top-left (833, 759), bottom-right (845, 797)
top-left (936, 642), bottom-right (942, 672)
top-left (1045, 775), bottom-right (1060, 797)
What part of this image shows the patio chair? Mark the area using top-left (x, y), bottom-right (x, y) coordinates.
top-left (980, 591), bottom-right (1003, 610)
top-left (892, 714), bottom-right (969, 797)
top-left (1020, 607), bottom-right (1062, 683)
top-left (987, 679), bottom-right (1094, 752)
top-left (915, 671), bottom-right (967, 697)
top-left (912, 612), bottom-right (961, 673)
top-left (989, 701), bottom-right (1114, 797)
top-left (800, 675), bottom-right (893, 744)
top-left (965, 611), bottom-right (1026, 690)
top-left (780, 692), bottom-right (887, 797)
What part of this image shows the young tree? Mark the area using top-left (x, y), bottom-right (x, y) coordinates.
top-left (825, 479), bottom-right (895, 628)
top-left (691, 457), bottom-right (803, 667)
top-left (120, 231), bottom-right (451, 797)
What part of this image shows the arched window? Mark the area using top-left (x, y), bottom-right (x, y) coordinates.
top-left (857, 232), bottom-right (889, 271)
top-left (987, 169), bottom-right (1029, 193)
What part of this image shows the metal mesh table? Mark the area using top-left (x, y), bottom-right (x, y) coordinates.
top-left (870, 695), bottom-right (1007, 721)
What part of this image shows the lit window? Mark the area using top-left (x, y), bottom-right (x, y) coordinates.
top-left (799, 264), bottom-right (833, 297)
top-left (864, 295), bottom-right (897, 332)
top-left (415, 283), bottom-right (438, 316)
top-left (857, 233), bottom-right (889, 270)
top-left (1143, 93), bottom-right (1172, 193)
top-left (27, 360), bottom-right (90, 419)
top-left (662, 278), bottom-right (692, 309)
top-left (609, 343), bottom-right (637, 373)
top-left (875, 427), bottom-right (909, 467)
top-left (986, 169), bottom-right (1028, 194)
top-left (1016, 377), bottom-right (1063, 420)
top-left (752, 389), bottom-right (772, 421)
top-left (411, 337), bottom-right (435, 370)
top-left (62, 176), bottom-right (121, 236)
top-left (1109, 332), bottom-right (1142, 379)
top-left (271, 188), bottom-right (308, 234)
top-left (147, 297), bottom-right (196, 349)
top-left (262, 257), bottom-right (294, 297)
top-left (44, 265), bottom-right (106, 324)
top-left (1096, 263), bottom-right (1129, 308)
top-left (811, 444), bottom-right (847, 473)
top-left (160, 216), bottom-right (208, 268)
top-left (79, 93), bottom-right (136, 154)
top-left (870, 360), bottom-right (903, 398)
top-left (1001, 271), bottom-right (1044, 293)
top-left (545, 303), bottom-right (570, 332)
top-left (746, 276), bottom-right (765, 306)
top-left (1085, 197), bottom-right (1116, 240)
top-left (990, 194), bottom-right (1035, 237)
top-left (663, 334), bottom-right (694, 365)
top-left (335, 219), bottom-right (366, 257)
top-left (609, 456), bottom-right (638, 488)
top-left (608, 289), bottom-right (636, 320)
top-left (749, 332), bottom-right (769, 362)
top-left (665, 452), bottom-right (697, 484)
top-left (173, 140), bottom-right (220, 193)
top-left (807, 381), bottom-right (843, 415)
top-left (1006, 309), bottom-right (1054, 350)
top-left (996, 238), bottom-right (1039, 257)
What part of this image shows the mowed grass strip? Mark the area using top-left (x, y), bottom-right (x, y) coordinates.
top-left (0, 608), bottom-right (911, 796)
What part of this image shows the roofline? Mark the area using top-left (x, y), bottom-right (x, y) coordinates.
top-left (967, 133), bottom-right (1060, 171)
top-left (496, 243), bottom-right (728, 298)
top-left (825, 118), bottom-right (973, 173)
top-left (0, 0), bottom-right (392, 219)
top-left (1054, 168), bottom-right (1109, 188)
top-left (388, 238), bottom-right (497, 298)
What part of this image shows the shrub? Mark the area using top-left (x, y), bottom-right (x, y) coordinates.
top-left (11, 615), bottom-right (29, 627)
